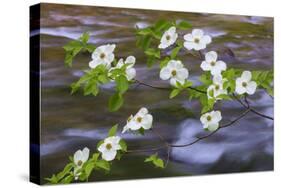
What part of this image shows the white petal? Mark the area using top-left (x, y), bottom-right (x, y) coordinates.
top-left (167, 26), bottom-right (176, 35)
top-left (98, 143), bottom-right (107, 153)
top-left (116, 58), bottom-right (124, 68)
top-left (105, 44), bottom-right (116, 53)
top-left (235, 85), bottom-right (246, 95)
top-left (170, 78), bottom-right (184, 86)
top-left (89, 60), bottom-right (101, 69)
top-left (137, 107), bottom-right (149, 116)
top-left (81, 147), bottom-right (90, 162)
top-left (241, 71), bottom-right (252, 81)
top-left (192, 29), bottom-right (204, 38)
top-left (105, 136), bottom-right (121, 145)
top-left (205, 51), bottom-right (218, 63)
top-left (176, 68), bottom-right (189, 80)
top-left (207, 85), bottom-right (215, 99)
top-left (200, 113), bottom-right (209, 125)
top-left (160, 67), bottom-right (171, 80)
top-left (216, 61), bottom-right (227, 71)
top-left (102, 150), bottom-right (117, 161)
top-left (211, 111), bottom-right (222, 124)
top-left (122, 125), bottom-right (129, 133)
top-left (213, 74), bottom-right (223, 84)
top-left (127, 120), bottom-right (142, 130)
top-left (246, 81), bottom-right (257, 95)
top-left (158, 42), bottom-right (168, 49)
top-left (201, 35), bottom-right (212, 44)
top-left (74, 150), bottom-right (83, 165)
top-left (125, 56), bottom-right (136, 67)
top-left (169, 60), bottom-right (183, 69)
top-left (200, 61), bottom-right (211, 71)
top-left (126, 68), bottom-right (136, 81)
top-left (184, 33), bottom-right (194, 41)
top-left (184, 41), bottom-right (195, 50)
top-left (207, 123), bottom-right (219, 132)
top-left (194, 42), bottom-right (206, 50)
top-left (141, 114), bottom-right (153, 129)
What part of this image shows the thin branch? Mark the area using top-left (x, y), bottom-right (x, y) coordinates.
top-left (134, 79), bottom-right (273, 120)
top-left (133, 79), bottom-right (206, 94)
top-left (127, 108), bottom-right (251, 153)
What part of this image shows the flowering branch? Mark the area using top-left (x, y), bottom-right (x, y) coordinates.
top-left (46, 19), bottom-right (274, 185)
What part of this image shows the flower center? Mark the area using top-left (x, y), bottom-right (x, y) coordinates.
top-left (77, 160), bottom-right (83, 166)
top-left (215, 85), bottom-right (220, 90)
top-left (194, 38), bottom-right (200, 44)
top-left (210, 61), bottom-right (216, 66)
top-left (137, 117), bottom-right (142, 123)
top-left (166, 35), bottom-right (171, 41)
top-left (242, 82), bottom-right (247, 87)
top-left (207, 115), bottom-right (212, 121)
top-left (106, 143), bottom-right (112, 150)
top-left (171, 70), bottom-right (177, 76)
top-left (100, 53), bottom-right (106, 59)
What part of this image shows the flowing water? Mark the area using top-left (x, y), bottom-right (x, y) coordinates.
top-left (36, 3), bottom-right (274, 182)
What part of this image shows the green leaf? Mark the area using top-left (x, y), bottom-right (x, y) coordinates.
top-left (92, 153), bottom-right (100, 162)
top-left (85, 43), bottom-right (96, 53)
top-left (119, 139), bottom-right (127, 152)
top-left (116, 75), bottom-right (129, 94)
top-left (145, 48), bottom-right (161, 59)
top-left (85, 162), bottom-right (94, 177)
top-left (137, 27), bottom-right (153, 35)
top-left (79, 32), bottom-right (90, 44)
top-left (176, 20), bottom-right (192, 30)
top-left (96, 160), bottom-right (110, 171)
top-left (61, 175), bottom-right (73, 184)
top-left (84, 80), bottom-right (99, 96)
top-left (170, 46), bottom-right (182, 59)
top-left (144, 153), bottom-right (164, 168)
top-left (169, 89), bottom-right (181, 99)
top-left (56, 163), bottom-right (73, 181)
top-left (108, 124), bottom-right (118, 137)
top-left (108, 93), bottom-right (124, 112)
top-left (154, 20), bottom-right (172, 32)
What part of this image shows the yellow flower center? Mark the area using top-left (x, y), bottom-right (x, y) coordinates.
top-left (210, 61), bottom-right (216, 66)
top-left (100, 53), bottom-right (106, 59)
top-left (137, 117), bottom-right (142, 123)
top-left (194, 38), bottom-right (200, 44)
top-left (207, 115), bottom-right (212, 121)
top-left (166, 35), bottom-right (171, 41)
top-left (171, 70), bottom-right (177, 76)
top-left (242, 82), bottom-right (247, 87)
top-left (106, 143), bottom-right (112, 150)
top-left (77, 160), bottom-right (83, 166)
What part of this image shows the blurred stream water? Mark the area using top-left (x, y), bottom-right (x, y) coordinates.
top-left (37, 4), bottom-right (273, 182)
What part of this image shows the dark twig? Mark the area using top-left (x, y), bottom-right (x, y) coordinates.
top-left (127, 108), bottom-right (251, 153)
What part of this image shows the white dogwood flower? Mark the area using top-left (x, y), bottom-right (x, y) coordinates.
top-left (89, 44), bottom-right (116, 69)
top-left (235, 71), bottom-right (257, 95)
top-left (160, 60), bottom-right (189, 87)
top-left (98, 136), bottom-right (121, 161)
top-left (158, 26), bottom-right (178, 49)
top-left (201, 51), bottom-right (227, 76)
top-left (200, 110), bottom-right (222, 132)
top-left (73, 147), bottom-right (90, 180)
top-left (184, 29), bottom-right (212, 51)
top-left (207, 75), bottom-right (228, 100)
top-left (122, 107), bottom-right (153, 133)
top-left (112, 56), bottom-right (136, 81)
